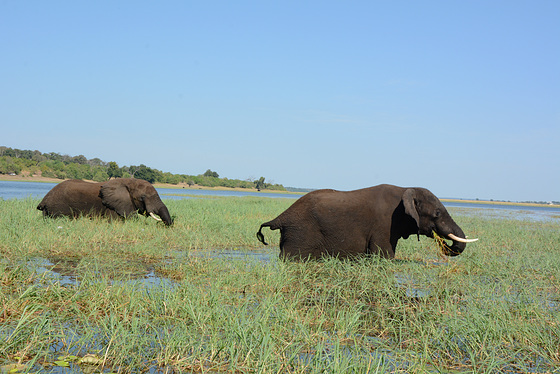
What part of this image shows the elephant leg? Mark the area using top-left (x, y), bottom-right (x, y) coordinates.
top-left (279, 236), bottom-right (317, 260)
top-left (367, 238), bottom-right (395, 259)
top-left (279, 226), bottom-right (325, 260)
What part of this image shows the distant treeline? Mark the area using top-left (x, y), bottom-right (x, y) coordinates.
top-left (0, 146), bottom-right (286, 191)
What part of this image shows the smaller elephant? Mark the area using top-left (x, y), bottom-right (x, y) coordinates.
top-left (257, 184), bottom-right (477, 259)
top-left (37, 178), bottom-right (173, 225)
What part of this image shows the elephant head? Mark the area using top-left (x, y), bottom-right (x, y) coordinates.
top-left (402, 188), bottom-right (477, 256)
top-left (99, 178), bottom-right (173, 226)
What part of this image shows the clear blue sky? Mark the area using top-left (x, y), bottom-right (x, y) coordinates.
top-left (2, 1), bottom-right (558, 202)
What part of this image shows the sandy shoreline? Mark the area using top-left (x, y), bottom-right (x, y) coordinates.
top-left (0, 174), bottom-right (63, 183)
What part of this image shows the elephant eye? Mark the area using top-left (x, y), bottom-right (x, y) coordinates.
top-left (434, 209), bottom-right (441, 218)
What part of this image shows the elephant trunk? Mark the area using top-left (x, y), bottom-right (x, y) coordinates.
top-left (437, 216), bottom-right (469, 256)
top-left (144, 198), bottom-right (173, 226)
top-left (155, 204), bottom-right (173, 226)
top-left (442, 231), bottom-right (467, 256)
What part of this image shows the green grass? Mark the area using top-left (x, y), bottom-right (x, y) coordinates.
top-left (1, 197), bottom-right (559, 373)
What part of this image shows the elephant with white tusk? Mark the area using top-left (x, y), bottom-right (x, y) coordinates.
top-left (37, 178), bottom-right (173, 226)
top-left (257, 184), bottom-right (477, 259)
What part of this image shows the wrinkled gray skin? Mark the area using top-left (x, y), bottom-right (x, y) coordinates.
top-left (37, 178), bottom-right (173, 225)
top-left (257, 184), bottom-right (471, 259)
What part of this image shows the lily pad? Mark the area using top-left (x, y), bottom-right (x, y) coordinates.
top-left (79, 354), bottom-right (103, 365)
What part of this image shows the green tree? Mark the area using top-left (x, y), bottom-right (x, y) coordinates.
top-left (88, 158), bottom-right (105, 167)
top-left (107, 161), bottom-right (122, 179)
top-left (134, 164), bottom-right (158, 183)
top-left (0, 145), bottom-right (288, 190)
top-left (32, 151), bottom-right (46, 163)
top-left (45, 152), bottom-right (63, 161)
top-left (72, 155), bottom-right (88, 164)
top-left (65, 163), bottom-right (83, 179)
top-left (92, 170), bottom-right (109, 182)
top-left (203, 169), bottom-right (219, 178)
top-left (254, 177), bottom-right (266, 190)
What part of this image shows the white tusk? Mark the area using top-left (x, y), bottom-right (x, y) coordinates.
top-left (448, 233), bottom-right (478, 243)
top-left (149, 212), bottom-right (162, 221)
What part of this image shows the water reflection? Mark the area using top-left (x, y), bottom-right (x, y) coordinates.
top-left (394, 272), bottom-right (432, 298)
top-left (31, 257), bottom-right (77, 286)
top-left (29, 257), bottom-right (178, 289)
top-left (27, 249), bottom-right (275, 290)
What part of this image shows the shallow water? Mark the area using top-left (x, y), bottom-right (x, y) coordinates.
top-left (157, 187), bottom-right (300, 200)
top-left (28, 250), bottom-right (560, 314)
top-left (0, 180), bottom-right (300, 200)
top-left (29, 257), bottom-right (178, 289)
top-left (449, 205), bottom-right (560, 222)
top-left (31, 258), bottom-right (77, 286)
top-left (393, 272), bottom-right (432, 298)
top-left (188, 248), bottom-right (275, 262)
top-left (0, 180), bottom-right (58, 200)
top-left (6, 248), bottom-right (558, 373)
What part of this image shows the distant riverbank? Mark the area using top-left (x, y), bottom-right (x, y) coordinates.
top-left (0, 174), bottom-right (63, 184)
top-left (1, 174), bottom-right (556, 207)
top-left (440, 198), bottom-right (559, 208)
top-left (0, 174), bottom-right (303, 196)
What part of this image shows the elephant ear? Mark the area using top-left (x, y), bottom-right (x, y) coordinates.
top-left (99, 180), bottom-right (137, 217)
top-left (402, 188), bottom-right (420, 229)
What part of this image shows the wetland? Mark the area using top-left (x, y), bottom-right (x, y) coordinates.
top-left (1, 186), bottom-right (559, 373)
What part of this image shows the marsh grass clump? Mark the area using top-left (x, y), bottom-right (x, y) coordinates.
top-left (431, 231), bottom-right (450, 258)
top-left (0, 197), bottom-right (559, 372)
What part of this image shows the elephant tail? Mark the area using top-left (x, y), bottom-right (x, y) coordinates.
top-left (256, 224), bottom-right (270, 245)
top-left (256, 219), bottom-right (280, 246)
